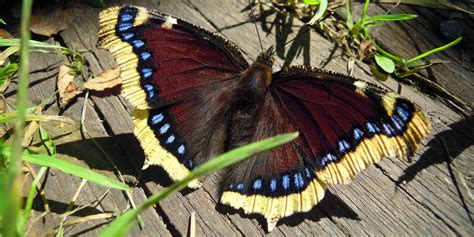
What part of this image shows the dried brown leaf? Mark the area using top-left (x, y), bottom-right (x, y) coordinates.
top-left (23, 121), bottom-right (39, 147)
top-left (358, 39), bottom-right (376, 60)
top-left (30, 5), bottom-right (84, 36)
top-left (0, 28), bottom-right (13, 39)
top-left (82, 68), bottom-right (122, 91)
top-left (57, 65), bottom-right (82, 107)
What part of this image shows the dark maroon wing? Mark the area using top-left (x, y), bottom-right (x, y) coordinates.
top-left (221, 66), bottom-right (431, 231)
top-left (97, 5), bottom-right (248, 186)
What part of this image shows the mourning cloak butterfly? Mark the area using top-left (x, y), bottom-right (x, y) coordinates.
top-left (97, 5), bottom-right (431, 231)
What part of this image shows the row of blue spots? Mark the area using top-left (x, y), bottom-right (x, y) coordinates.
top-left (148, 111), bottom-right (188, 166)
top-left (117, 8), bottom-right (136, 32)
top-left (315, 101), bottom-right (413, 169)
top-left (227, 168), bottom-right (316, 196)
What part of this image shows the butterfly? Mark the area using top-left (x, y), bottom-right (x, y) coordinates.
top-left (97, 5), bottom-right (431, 231)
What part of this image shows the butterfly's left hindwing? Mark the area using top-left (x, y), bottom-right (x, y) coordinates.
top-left (221, 66), bottom-right (431, 231)
top-left (97, 6), bottom-right (248, 187)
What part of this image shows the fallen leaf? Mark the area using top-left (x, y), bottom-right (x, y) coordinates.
top-left (23, 120), bottom-right (39, 147)
top-left (57, 65), bottom-right (81, 107)
top-left (82, 68), bottom-right (122, 91)
top-left (30, 5), bottom-right (84, 36)
top-left (358, 39), bottom-right (376, 60)
top-left (0, 28), bottom-right (12, 39)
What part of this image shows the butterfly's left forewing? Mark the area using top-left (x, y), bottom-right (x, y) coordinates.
top-left (97, 6), bottom-right (249, 187)
top-left (221, 66), bottom-right (431, 231)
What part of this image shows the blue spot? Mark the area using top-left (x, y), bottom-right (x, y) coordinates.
top-left (141, 68), bottom-right (153, 78)
top-left (236, 183), bottom-right (244, 191)
top-left (282, 175), bottom-right (290, 190)
top-left (391, 115), bottom-right (404, 130)
top-left (367, 122), bottom-right (376, 133)
top-left (353, 128), bottom-right (364, 141)
top-left (141, 52), bottom-right (151, 60)
top-left (151, 113), bottom-right (164, 124)
top-left (143, 83), bottom-right (154, 99)
top-left (166, 135), bottom-right (175, 144)
top-left (397, 106), bottom-right (410, 122)
top-left (305, 168), bottom-right (312, 178)
top-left (132, 40), bottom-right (144, 48)
top-left (294, 172), bottom-right (304, 189)
top-left (338, 140), bottom-right (350, 153)
top-left (120, 14), bottom-right (133, 22)
top-left (122, 32), bottom-right (134, 40)
top-left (270, 179), bottom-right (277, 192)
top-left (321, 153), bottom-right (337, 167)
top-left (383, 123), bottom-right (394, 135)
top-left (252, 179), bottom-right (262, 190)
top-left (159, 123), bottom-right (170, 134)
top-left (178, 145), bottom-right (185, 154)
top-left (228, 184), bottom-right (234, 189)
top-left (118, 23), bottom-right (132, 32)
top-left (187, 159), bottom-right (193, 168)
top-left (144, 83), bottom-right (153, 92)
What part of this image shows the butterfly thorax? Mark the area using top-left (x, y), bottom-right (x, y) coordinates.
top-left (238, 51), bottom-right (274, 100)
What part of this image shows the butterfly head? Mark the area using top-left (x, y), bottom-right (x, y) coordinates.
top-left (239, 47), bottom-right (274, 99)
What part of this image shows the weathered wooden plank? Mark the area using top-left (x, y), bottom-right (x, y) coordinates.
top-left (34, 0), bottom-right (473, 236)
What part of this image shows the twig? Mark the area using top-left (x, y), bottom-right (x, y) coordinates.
top-left (56, 179), bottom-right (88, 236)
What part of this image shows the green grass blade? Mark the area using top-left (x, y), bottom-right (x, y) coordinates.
top-left (303, 0), bottom-right (320, 5)
top-left (0, 143), bottom-right (130, 191)
top-left (360, 0), bottom-right (370, 25)
top-left (375, 44), bottom-right (404, 63)
top-left (345, 0), bottom-right (354, 29)
top-left (364, 14), bottom-right (417, 23)
top-left (404, 37), bottom-right (462, 65)
top-left (3, 0), bottom-right (33, 236)
top-left (0, 39), bottom-right (64, 49)
top-left (98, 132), bottom-right (299, 237)
top-left (0, 112), bottom-right (72, 124)
top-left (20, 166), bottom-right (47, 230)
top-left (38, 126), bottom-right (56, 156)
top-left (308, 0), bottom-right (328, 25)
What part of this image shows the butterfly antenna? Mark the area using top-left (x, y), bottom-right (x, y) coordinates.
top-left (269, 12), bottom-right (332, 56)
top-left (249, 0), bottom-right (265, 53)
